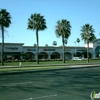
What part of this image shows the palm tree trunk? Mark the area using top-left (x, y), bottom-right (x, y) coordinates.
top-left (62, 37), bottom-right (65, 63)
top-left (1, 26), bottom-right (4, 66)
top-left (87, 41), bottom-right (89, 63)
top-left (36, 29), bottom-right (39, 64)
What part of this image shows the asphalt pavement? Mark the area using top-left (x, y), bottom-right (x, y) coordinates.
top-left (0, 66), bottom-right (100, 100)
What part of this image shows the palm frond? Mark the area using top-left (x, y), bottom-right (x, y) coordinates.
top-left (0, 9), bottom-right (11, 28)
top-left (80, 23), bottom-right (96, 43)
top-left (27, 13), bottom-right (47, 31)
top-left (55, 19), bottom-right (71, 39)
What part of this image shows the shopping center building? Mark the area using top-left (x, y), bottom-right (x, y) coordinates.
top-left (0, 39), bottom-right (100, 60)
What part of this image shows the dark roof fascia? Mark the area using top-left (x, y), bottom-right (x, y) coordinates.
top-left (0, 43), bottom-right (24, 45)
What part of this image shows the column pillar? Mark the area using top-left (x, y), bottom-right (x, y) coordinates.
top-left (60, 53), bottom-right (63, 59)
top-left (48, 53), bottom-right (51, 59)
top-left (71, 53), bottom-right (74, 59)
top-left (93, 53), bottom-right (96, 59)
top-left (82, 54), bottom-right (84, 59)
top-left (0, 53), bottom-right (1, 60)
top-left (35, 53), bottom-right (37, 60)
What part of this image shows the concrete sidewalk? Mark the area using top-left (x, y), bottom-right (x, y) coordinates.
top-left (70, 63), bottom-right (100, 68)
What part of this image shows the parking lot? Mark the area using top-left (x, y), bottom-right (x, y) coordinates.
top-left (0, 66), bottom-right (100, 100)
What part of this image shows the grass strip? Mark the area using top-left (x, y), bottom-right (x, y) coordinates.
top-left (0, 66), bottom-right (69, 73)
top-left (1, 60), bottom-right (100, 66)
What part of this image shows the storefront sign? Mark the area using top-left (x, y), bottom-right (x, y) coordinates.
top-left (27, 49), bottom-right (36, 51)
top-left (5, 47), bottom-right (18, 50)
top-left (65, 50), bottom-right (70, 51)
top-left (43, 49), bottom-right (55, 51)
top-left (78, 50), bottom-right (86, 51)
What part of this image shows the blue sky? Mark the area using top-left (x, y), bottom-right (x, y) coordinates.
top-left (0, 0), bottom-right (100, 46)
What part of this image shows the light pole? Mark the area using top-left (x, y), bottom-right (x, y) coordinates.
top-left (74, 42), bottom-right (76, 57)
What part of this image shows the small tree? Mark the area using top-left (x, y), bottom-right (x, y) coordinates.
top-left (45, 44), bottom-right (48, 47)
top-left (76, 38), bottom-right (80, 46)
top-left (20, 52), bottom-right (26, 60)
top-left (52, 41), bottom-right (57, 46)
top-left (33, 43), bottom-right (37, 47)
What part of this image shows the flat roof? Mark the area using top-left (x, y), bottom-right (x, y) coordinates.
top-left (0, 43), bottom-right (92, 49)
top-left (23, 46), bottom-right (88, 49)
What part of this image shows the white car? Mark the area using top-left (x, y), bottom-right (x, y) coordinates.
top-left (72, 57), bottom-right (82, 61)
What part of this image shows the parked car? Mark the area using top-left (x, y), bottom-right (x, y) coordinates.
top-left (72, 57), bottom-right (82, 61)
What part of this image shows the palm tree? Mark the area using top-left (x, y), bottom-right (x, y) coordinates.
top-left (52, 41), bottom-right (57, 46)
top-left (76, 38), bottom-right (80, 46)
top-left (45, 44), bottom-right (48, 47)
top-left (33, 43), bottom-right (37, 47)
top-left (27, 13), bottom-right (47, 64)
top-left (80, 24), bottom-right (96, 63)
top-left (55, 19), bottom-right (71, 63)
top-left (0, 9), bottom-right (11, 66)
